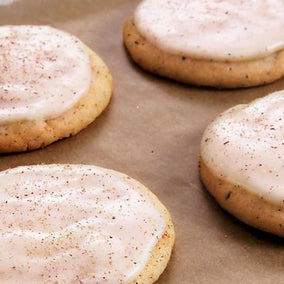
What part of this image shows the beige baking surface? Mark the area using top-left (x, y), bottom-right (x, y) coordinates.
top-left (0, 0), bottom-right (284, 283)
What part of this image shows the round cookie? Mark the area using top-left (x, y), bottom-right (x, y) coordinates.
top-left (0, 26), bottom-right (112, 153)
top-left (123, 0), bottom-right (284, 88)
top-left (0, 164), bottom-right (175, 283)
top-left (200, 90), bottom-right (284, 236)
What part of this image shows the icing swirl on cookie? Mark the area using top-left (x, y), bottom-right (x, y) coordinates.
top-left (0, 26), bottom-right (91, 124)
top-left (134, 0), bottom-right (284, 60)
top-left (201, 91), bottom-right (284, 205)
top-left (0, 164), bottom-right (166, 283)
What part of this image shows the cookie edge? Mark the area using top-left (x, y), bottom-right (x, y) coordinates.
top-left (130, 182), bottom-right (175, 284)
top-left (200, 156), bottom-right (284, 237)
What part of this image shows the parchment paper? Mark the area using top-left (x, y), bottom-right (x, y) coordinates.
top-left (0, 0), bottom-right (284, 283)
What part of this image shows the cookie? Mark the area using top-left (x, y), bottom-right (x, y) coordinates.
top-left (123, 0), bottom-right (284, 88)
top-left (0, 26), bottom-right (112, 153)
top-left (200, 90), bottom-right (284, 236)
top-left (0, 164), bottom-right (175, 283)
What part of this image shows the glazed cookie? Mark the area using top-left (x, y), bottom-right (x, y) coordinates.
top-left (0, 165), bottom-right (175, 284)
top-left (0, 25), bottom-right (112, 153)
top-left (200, 90), bottom-right (284, 236)
top-left (123, 0), bottom-right (284, 88)
top-left (0, 164), bottom-right (175, 283)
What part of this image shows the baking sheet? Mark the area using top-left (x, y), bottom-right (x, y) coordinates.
top-left (1, 0), bottom-right (284, 283)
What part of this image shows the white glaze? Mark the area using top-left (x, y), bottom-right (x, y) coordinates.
top-left (134, 0), bottom-right (284, 60)
top-left (201, 91), bottom-right (284, 205)
top-left (0, 26), bottom-right (91, 124)
top-left (0, 164), bottom-right (166, 283)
